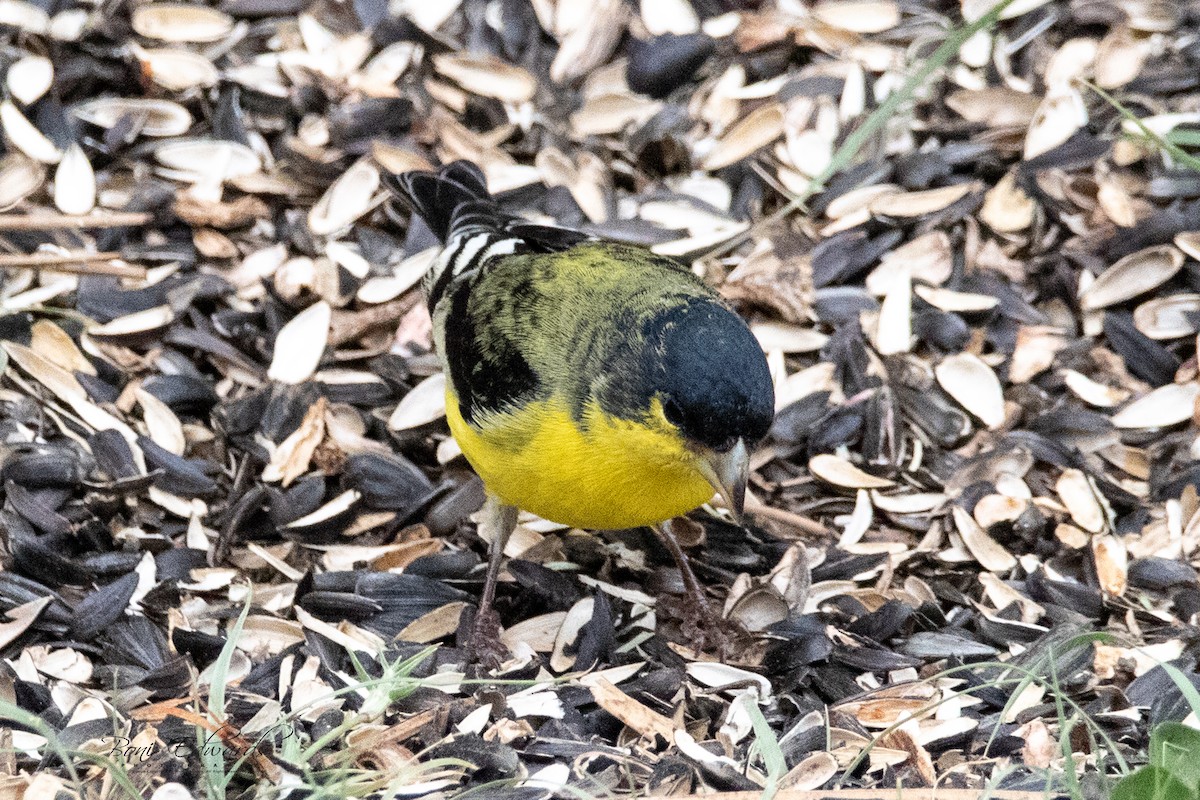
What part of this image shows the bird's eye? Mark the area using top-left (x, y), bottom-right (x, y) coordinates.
top-left (662, 397), bottom-right (685, 427)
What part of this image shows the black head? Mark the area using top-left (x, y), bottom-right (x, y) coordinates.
top-left (650, 302), bottom-right (774, 452)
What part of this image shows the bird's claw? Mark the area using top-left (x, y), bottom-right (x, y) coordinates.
top-left (462, 605), bottom-right (507, 672)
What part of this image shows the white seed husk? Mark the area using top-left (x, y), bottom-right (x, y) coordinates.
top-left (752, 322), bottom-right (828, 354)
top-left (640, 0), bottom-right (698, 35)
top-left (1, 100), bottom-right (61, 163)
top-left (1174, 231), bottom-right (1200, 261)
top-left (49, 7), bottom-right (87, 40)
top-left (154, 139), bottom-right (260, 181)
top-left (31, 319), bottom-right (93, 375)
top-left (570, 93), bottom-right (662, 138)
top-left (0, 0), bottom-right (47, 33)
top-left (935, 353), bottom-right (1006, 430)
top-left (1133, 293), bottom-right (1200, 340)
top-left (135, 386), bottom-right (186, 456)
top-left (356, 247), bottom-right (437, 304)
top-left (1062, 370), bottom-right (1130, 408)
top-left (267, 301), bottom-right (331, 385)
top-left (1023, 86), bottom-right (1087, 160)
top-left (913, 285), bottom-right (1000, 313)
top-left (866, 231), bottom-right (952, 296)
top-left (135, 46), bottom-right (219, 91)
top-left (388, 372), bottom-right (447, 430)
top-left (953, 507), bottom-right (1017, 573)
top-left (875, 265), bottom-right (911, 355)
top-left (1093, 534), bottom-right (1128, 596)
top-left (945, 88), bottom-right (1040, 127)
top-left (53, 143), bottom-right (95, 216)
top-left (809, 454), bottom-right (894, 489)
top-left (131, 3), bottom-right (234, 43)
top-left (89, 305), bottom-right (175, 341)
top-left (869, 182), bottom-right (981, 218)
top-left (1009, 326), bottom-right (1067, 384)
top-left (7, 55), bottom-right (53, 105)
top-left (701, 103), bottom-right (784, 171)
top-left (285, 489), bottom-right (359, 529)
top-left (308, 158), bottom-right (380, 236)
top-left (813, 1), bottom-right (899, 33)
top-left (1056, 469), bottom-right (1105, 533)
top-left (870, 491), bottom-right (948, 514)
top-left (1045, 37), bottom-right (1099, 87)
top-left (74, 97), bottom-right (193, 137)
top-left (1079, 245), bottom-right (1184, 311)
top-left (0, 153), bottom-right (45, 210)
top-left (980, 170), bottom-right (1035, 232)
top-left (962, 0), bottom-right (1051, 22)
top-left (973, 494), bottom-right (1026, 529)
top-left (1111, 383), bottom-right (1200, 429)
top-left (431, 52), bottom-right (537, 103)
top-left (551, 597), bottom-right (594, 672)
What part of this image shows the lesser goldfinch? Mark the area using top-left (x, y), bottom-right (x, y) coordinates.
top-left (385, 161), bottom-right (773, 654)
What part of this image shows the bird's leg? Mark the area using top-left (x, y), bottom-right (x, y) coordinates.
top-left (653, 519), bottom-right (730, 655)
top-left (468, 495), bottom-right (519, 666)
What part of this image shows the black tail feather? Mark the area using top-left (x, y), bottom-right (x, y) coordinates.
top-left (383, 160), bottom-right (495, 242)
top-left (384, 159), bottom-right (591, 253)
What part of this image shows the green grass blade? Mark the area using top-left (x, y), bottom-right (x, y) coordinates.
top-left (209, 588), bottom-right (252, 723)
top-left (834, 649), bottom-right (1131, 788)
top-left (1082, 80), bottom-right (1200, 174)
top-left (1165, 130), bottom-right (1200, 148)
top-left (1159, 661), bottom-right (1200, 722)
top-left (199, 585), bottom-right (253, 800)
top-left (1046, 652), bottom-right (1082, 800)
top-left (0, 699), bottom-right (84, 787)
top-left (745, 696), bottom-right (787, 799)
top-left (709, 0), bottom-right (1022, 258)
top-left (0, 698), bottom-right (146, 799)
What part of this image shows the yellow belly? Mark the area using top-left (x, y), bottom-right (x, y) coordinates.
top-left (445, 390), bottom-right (715, 530)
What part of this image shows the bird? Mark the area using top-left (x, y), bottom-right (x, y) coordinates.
top-left (384, 160), bottom-right (774, 660)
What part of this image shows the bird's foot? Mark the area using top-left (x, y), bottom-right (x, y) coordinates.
top-left (461, 605), bottom-right (508, 672)
top-left (460, 496), bottom-right (518, 673)
top-left (660, 592), bottom-right (745, 661)
top-left (653, 519), bottom-right (746, 659)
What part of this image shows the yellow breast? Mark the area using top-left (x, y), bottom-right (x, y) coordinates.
top-left (445, 390), bottom-right (715, 530)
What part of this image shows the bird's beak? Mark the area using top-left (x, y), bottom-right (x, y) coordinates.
top-left (697, 438), bottom-right (749, 520)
